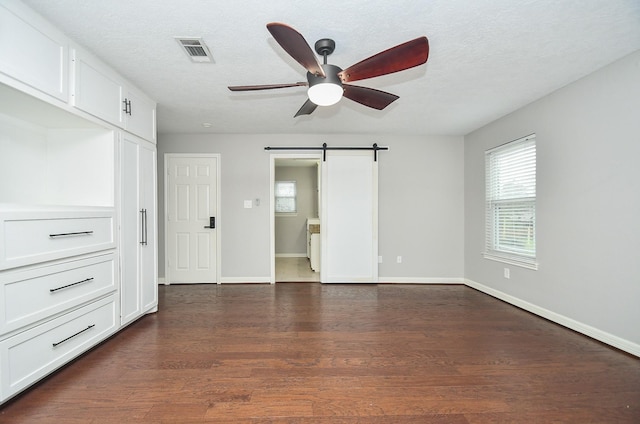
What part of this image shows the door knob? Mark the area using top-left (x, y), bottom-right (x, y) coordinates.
top-left (204, 216), bottom-right (216, 229)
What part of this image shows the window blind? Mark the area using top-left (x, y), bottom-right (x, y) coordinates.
top-left (275, 181), bottom-right (297, 213)
top-left (485, 135), bottom-right (537, 268)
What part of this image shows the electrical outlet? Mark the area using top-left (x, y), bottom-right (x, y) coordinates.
top-left (397, 256), bottom-right (402, 264)
top-left (504, 268), bottom-right (510, 279)
top-left (378, 256), bottom-right (383, 263)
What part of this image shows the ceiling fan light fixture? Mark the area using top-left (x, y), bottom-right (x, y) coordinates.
top-left (307, 63), bottom-right (344, 106)
top-left (308, 83), bottom-right (343, 106)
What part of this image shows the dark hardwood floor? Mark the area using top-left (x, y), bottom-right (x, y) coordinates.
top-left (1, 283), bottom-right (639, 423)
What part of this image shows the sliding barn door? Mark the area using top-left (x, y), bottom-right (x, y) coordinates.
top-left (321, 151), bottom-right (378, 283)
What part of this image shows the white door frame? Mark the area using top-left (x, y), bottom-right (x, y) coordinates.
top-left (164, 153), bottom-right (221, 284)
top-left (270, 153), bottom-right (322, 284)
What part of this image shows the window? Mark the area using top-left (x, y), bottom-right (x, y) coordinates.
top-left (275, 181), bottom-right (297, 214)
top-left (485, 134), bottom-right (537, 269)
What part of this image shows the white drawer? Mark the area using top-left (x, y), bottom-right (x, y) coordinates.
top-left (0, 253), bottom-right (116, 335)
top-left (0, 295), bottom-right (117, 402)
top-left (0, 209), bottom-right (115, 270)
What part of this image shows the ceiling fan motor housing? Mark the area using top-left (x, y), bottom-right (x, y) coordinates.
top-left (308, 64), bottom-right (343, 87)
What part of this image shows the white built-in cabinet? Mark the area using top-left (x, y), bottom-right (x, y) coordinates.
top-left (0, 0), bottom-right (157, 404)
top-left (120, 134), bottom-right (158, 326)
top-left (72, 48), bottom-right (157, 142)
top-left (122, 86), bottom-right (156, 142)
top-left (71, 49), bottom-right (123, 127)
top-left (0, 0), bottom-right (68, 102)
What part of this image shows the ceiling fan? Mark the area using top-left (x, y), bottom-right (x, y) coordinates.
top-left (228, 23), bottom-right (429, 117)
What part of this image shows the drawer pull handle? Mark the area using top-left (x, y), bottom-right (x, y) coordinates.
top-left (52, 324), bottom-right (95, 347)
top-left (50, 278), bottom-right (94, 293)
top-left (49, 231), bottom-right (94, 238)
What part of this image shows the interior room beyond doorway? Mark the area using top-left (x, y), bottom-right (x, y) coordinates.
top-left (273, 155), bottom-right (321, 283)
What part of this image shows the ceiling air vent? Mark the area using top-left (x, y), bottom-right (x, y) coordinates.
top-left (175, 37), bottom-right (213, 63)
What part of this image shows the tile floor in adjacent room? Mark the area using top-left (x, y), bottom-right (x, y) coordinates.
top-left (275, 256), bottom-right (320, 282)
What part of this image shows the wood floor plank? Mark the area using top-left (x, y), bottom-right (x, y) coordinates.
top-left (0, 283), bottom-right (638, 423)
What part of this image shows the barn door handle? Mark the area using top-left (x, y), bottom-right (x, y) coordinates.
top-left (204, 217), bottom-right (215, 229)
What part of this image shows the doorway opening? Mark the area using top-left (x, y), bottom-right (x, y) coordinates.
top-left (270, 153), bottom-right (322, 283)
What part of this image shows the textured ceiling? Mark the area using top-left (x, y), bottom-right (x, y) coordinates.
top-left (21, 0), bottom-right (640, 136)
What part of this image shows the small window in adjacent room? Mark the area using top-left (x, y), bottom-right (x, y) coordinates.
top-left (484, 134), bottom-right (538, 269)
top-left (275, 181), bottom-right (297, 214)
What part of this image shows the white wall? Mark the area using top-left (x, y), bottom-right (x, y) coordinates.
top-left (157, 134), bottom-right (464, 283)
top-left (464, 50), bottom-right (640, 355)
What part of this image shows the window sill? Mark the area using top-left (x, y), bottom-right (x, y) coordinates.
top-left (483, 252), bottom-right (538, 270)
top-left (275, 213), bottom-right (298, 217)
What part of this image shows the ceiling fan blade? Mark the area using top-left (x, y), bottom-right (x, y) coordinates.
top-left (266, 23), bottom-right (325, 77)
top-left (228, 82), bottom-right (307, 91)
top-left (342, 84), bottom-right (399, 110)
top-left (339, 36), bottom-right (429, 83)
top-left (294, 98), bottom-right (318, 117)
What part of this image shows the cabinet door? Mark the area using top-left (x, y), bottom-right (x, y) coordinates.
top-left (72, 48), bottom-right (123, 127)
top-left (120, 137), bottom-right (141, 325)
top-left (120, 135), bottom-right (157, 326)
top-left (0, 2), bottom-right (68, 101)
top-left (124, 88), bottom-right (156, 142)
top-left (139, 142), bottom-right (158, 312)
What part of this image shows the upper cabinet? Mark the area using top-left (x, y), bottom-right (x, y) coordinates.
top-left (0, 1), bottom-right (156, 143)
top-left (72, 48), bottom-right (156, 142)
top-left (123, 85), bottom-right (156, 142)
top-left (72, 47), bottom-right (157, 142)
top-left (0, 1), bottom-right (69, 102)
top-left (71, 48), bottom-right (124, 128)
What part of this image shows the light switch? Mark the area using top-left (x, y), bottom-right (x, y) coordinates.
top-left (244, 200), bottom-right (252, 209)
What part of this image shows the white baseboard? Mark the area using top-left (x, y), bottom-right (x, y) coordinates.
top-left (187, 276), bottom-right (460, 285)
top-left (377, 277), bottom-right (464, 284)
top-left (220, 276), bottom-right (272, 284)
top-left (275, 253), bottom-right (307, 258)
top-left (464, 278), bottom-right (640, 358)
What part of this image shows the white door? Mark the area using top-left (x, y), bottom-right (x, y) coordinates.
top-left (166, 155), bottom-right (219, 284)
top-left (321, 151), bottom-right (378, 283)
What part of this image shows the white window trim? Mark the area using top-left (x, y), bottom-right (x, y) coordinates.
top-left (483, 252), bottom-right (538, 270)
